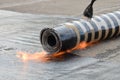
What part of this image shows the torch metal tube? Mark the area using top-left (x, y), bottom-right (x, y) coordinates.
top-left (40, 11), bottom-right (120, 54)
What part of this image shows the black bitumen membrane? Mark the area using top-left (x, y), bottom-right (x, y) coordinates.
top-left (0, 10), bottom-right (120, 80)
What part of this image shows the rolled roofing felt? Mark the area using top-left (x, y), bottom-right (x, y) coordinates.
top-left (40, 11), bottom-right (120, 54)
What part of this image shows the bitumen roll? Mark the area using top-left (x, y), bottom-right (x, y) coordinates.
top-left (40, 11), bottom-right (120, 54)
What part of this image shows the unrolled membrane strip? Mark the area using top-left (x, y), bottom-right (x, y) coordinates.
top-left (40, 11), bottom-right (120, 54)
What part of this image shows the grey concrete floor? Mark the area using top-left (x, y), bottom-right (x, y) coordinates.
top-left (0, 0), bottom-right (120, 15)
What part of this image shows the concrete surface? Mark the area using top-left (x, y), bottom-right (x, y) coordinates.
top-left (0, 0), bottom-right (120, 15)
top-left (0, 0), bottom-right (120, 80)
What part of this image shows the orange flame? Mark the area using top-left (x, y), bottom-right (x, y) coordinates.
top-left (17, 41), bottom-right (96, 62)
top-left (17, 51), bottom-right (49, 62)
top-left (66, 41), bottom-right (95, 53)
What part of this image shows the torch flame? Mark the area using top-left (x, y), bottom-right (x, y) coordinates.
top-left (17, 51), bottom-right (49, 62)
top-left (17, 41), bottom-right (96, 62)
